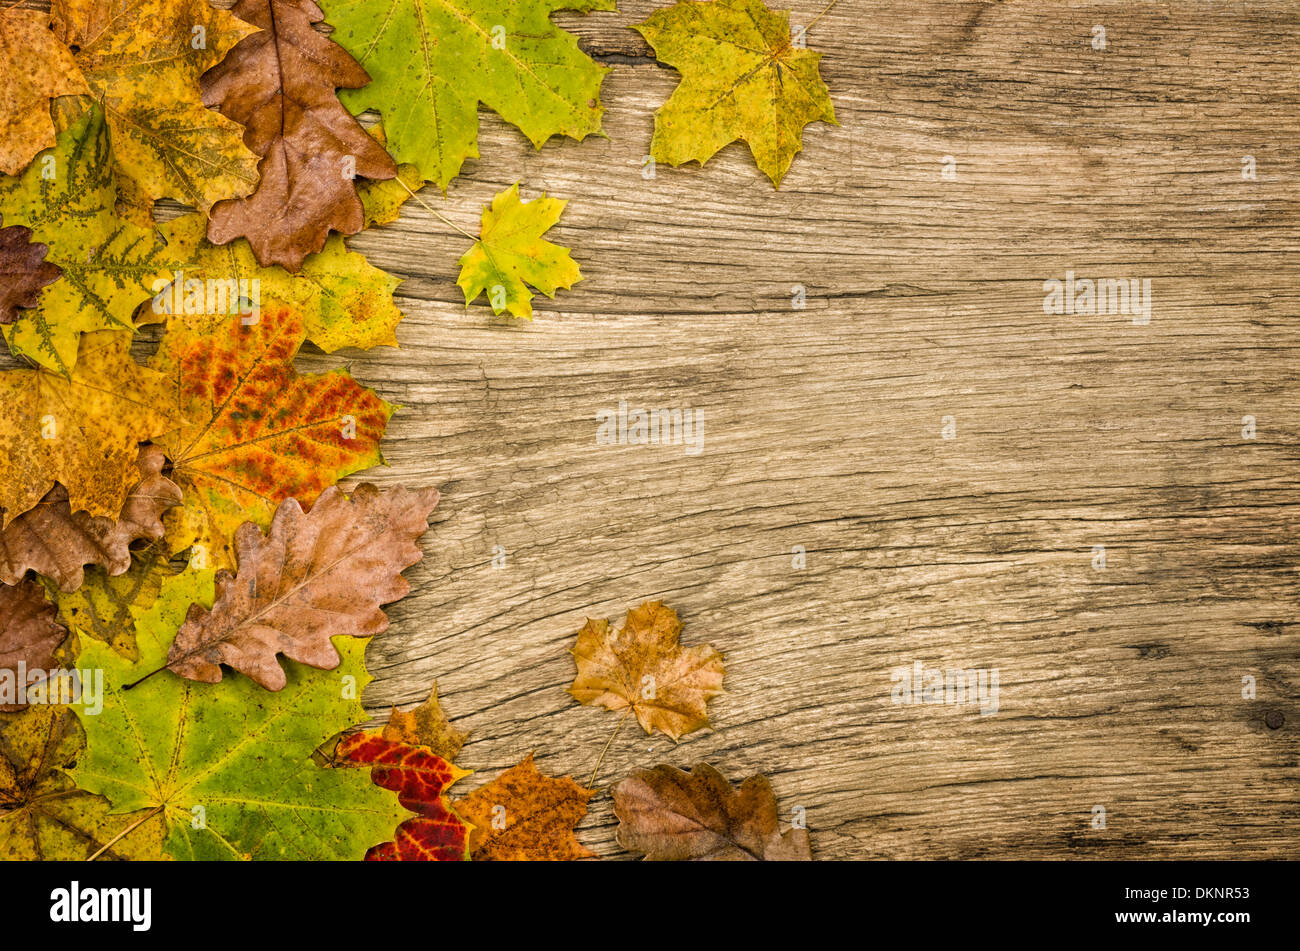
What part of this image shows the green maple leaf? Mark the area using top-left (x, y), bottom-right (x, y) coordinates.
top-left (457, 184), bottom-right (581, 319)
top-left (324, 0), bottom-right (615, 189)
top-left (72, 570), bottom-right (409, 860)
top-left (0, 106), bottom-right (177, 374)
top-left (159, 214), bottom-right (404, 352)
top-left (635, 0), bottom-right (837, 187)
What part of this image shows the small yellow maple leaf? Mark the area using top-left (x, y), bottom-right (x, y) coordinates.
top-left (457, 184), bottom-right (582, 319)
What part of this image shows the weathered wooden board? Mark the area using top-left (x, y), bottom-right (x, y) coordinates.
top-left (20, 0), bottom-right (1300, 859)
top-left (314, 0), bottom-right (1299, 859)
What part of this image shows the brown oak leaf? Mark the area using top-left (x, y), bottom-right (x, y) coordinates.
top-left (165, 483), bottom-right (438, 689)
top-left (0, 216), bottom-right (62, 325)
top-left (0, 446), bottom-right (181, 593)
top-left (613, 762), bottom-right (812, 861)
top-left (383, 683), bottom-right (468, 763)
top-left (456, 754), bottom-right (596, 861)
top-left (568, 601), bottom-right (725, 741)
top-left (202, 0), bottom-right (397, 270)
top-left (0, 579), bottom-right (68, 712)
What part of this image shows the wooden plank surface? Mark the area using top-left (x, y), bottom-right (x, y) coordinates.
top-left (319, 0), bottom-right (1299, 859)
top-left (21, 0), bottom-right (1300, 859)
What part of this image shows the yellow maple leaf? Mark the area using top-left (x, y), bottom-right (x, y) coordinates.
top-left (0, 10), bottom-right (88, 176)
top-left (457, 184), bottom-right (582, 319)
top-left (635, 0), bottom-right (837, 187)
top-left (52, 0), bottom-right (260, 220)
top-left (0, 330), bottom-right (181, 527)
top-left (0, 106), bottom-right (181, 375)
top-left (156, 213), bottom-right (404, 353)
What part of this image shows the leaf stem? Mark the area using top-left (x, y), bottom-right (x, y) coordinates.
top-left (392, 177), bottom-right (478, 241)
top-left (86, 804), bottom-right (166, 861)
top-left (122, 665), bottom-right (166, 691)
top-left (801, 0), bottom-right (841, 37)
top-left (587, 708), bottom-right (632, 790)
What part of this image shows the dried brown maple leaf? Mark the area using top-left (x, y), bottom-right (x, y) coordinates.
top-left (0, 216), bottom-right (62, 325)
top-left (568, 601), bottom-right (725, 741)
top-left (164, 484), bottom-right (438, 690)
top-left (202, 0), bottom-right (397, 270)
top-left (0, 446), bottom-right (181, 593)
top-left (383, 683), bottom-right (468, 763)
top-left (456, 754), bottom-right (596, 861)
top-left (613, 762), bottom-right (812, 861)
top-left (0, 579), bottom-right (68, 712)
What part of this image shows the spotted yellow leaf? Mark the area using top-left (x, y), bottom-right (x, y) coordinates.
top-left (635, 0), bottom-right (836, 187)
top-left (0, 107), bottom-right (180, 374)
top-left (0, 10), bottom-right (88, 177)
top-left (51, 0), bottom-right (260, 220)
top-left (159, 213), bottom-right (404, 353)
top-left (0, 330), bottom-right (181, 527)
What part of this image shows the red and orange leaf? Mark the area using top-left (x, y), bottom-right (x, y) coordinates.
top-left (337, 733), bottom-right (470, 862)
top-left (152, 306), bottom-right (393, 571)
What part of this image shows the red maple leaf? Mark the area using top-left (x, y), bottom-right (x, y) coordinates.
top-left (337, 733), bottom-right (470, 862)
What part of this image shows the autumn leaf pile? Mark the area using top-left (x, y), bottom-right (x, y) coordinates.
top-left (0, 0), bottom-right (833, 861)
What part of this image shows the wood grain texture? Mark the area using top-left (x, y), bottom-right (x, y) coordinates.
top-left (17, 0), bottom-right (1300, 859)
top-left (326, 0), bottom-right (1299, 860)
